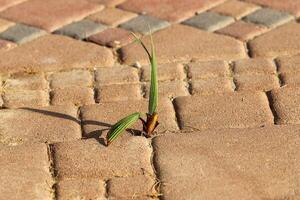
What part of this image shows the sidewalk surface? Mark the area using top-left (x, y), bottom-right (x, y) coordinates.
top-left (0, 0), bottom-right (300, 199)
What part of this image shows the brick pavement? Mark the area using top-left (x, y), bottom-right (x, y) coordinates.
top-left (0, 0), bottom-right (300, 199)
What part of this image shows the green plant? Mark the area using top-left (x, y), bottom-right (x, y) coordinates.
top-left (106, 33), bottom-right (159, 146)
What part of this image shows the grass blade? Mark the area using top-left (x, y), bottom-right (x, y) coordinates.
top-left (107, 112), bottom-right (142, 145)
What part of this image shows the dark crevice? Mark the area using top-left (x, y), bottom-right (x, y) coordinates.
top-left (245, 42), bottom-right (253, 58)
top-left (266, 91), bottom-right (280, 125)
top-left (47, 144), bottom-right (58, 200)
top-left (228, 62), bottom-right (237, 92)
top-left (171, 99), bottom-right (182, 130)
top-left (273, 59), bottom-right (284, 87)
top-left (183, 63), bottom-right (193, 95)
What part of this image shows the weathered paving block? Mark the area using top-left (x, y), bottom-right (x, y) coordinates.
top-left (4, 73), bottom-right (47, 91)
top-left (49, 70), bottom-right (93, 89)
top-left (80, 98), bottom-right (178, 136)
top-left (216, 20), bottom-right (267, 41)
top-left (3, 90), bottom-right (49, 108)
top-left (234, 74), bottom-right (279, 91)
top-left (245, 0), bottom-right (300, 17)
top-left (53, 138), bottom-right (153, 179)
top-left (174, 92), bottom-right (273, 130)
top-left (243, 8), bottom-right (294, 28)
top-left (56, 179), bottom-right (106, 200)
top-left (121, 24), bottom-right (247, 65)
top-left (89, 0), bottom-right (126, 7)
top-left (280, 73), bottom-right (300, 87)
top-left (120, 15), bottom-right (170, 35)
top-left (191, 77), bottom-right (234, 95)
top-left (187, 60), bottom-right (229, 79)
top-left (233, 58), bottom-right (276, 75)
top-left (88, 27), bottom-right (132, 47)
top-left (248, 22), bottom-right (300, 58)
top-left (0, 18), bottom-right (14, 32)
top-left (145, 81), bottom-right (189, 98)
top-left (96, 83), bottom-right (142, 102)
top-left (211, 0), bottom-right (259, 19)
top-left (108, 175), bottom-right (156, 199)
top-left (54, 19), bottom-right (106, 40)
top-left (95, 66), bottom-right (139, 85)
top-left (182, 12), bottom-right (234, 32)
top-left (0, 143), bottom-right (53, 199)
top-left (0, 35), bottom-right (114, 74)
top-left (0, 24), bottom-right (46, 44)
top-left (153, 126), bottom-right (300, 200)
top-left (271, 87), bottom-right (300, 124)
top-left (0, 105), bottom-right (81, 145)
top-left (88, 7), bottom-right (137, 27)
top-left (118, 0), bottom-right (224, 22)
top-left (277, 54), bottom-right (300, 74)
top-left (51, 86), bottom-right (94, 106)
top-left (0, 0), bottom-right (103, 32)
top-left (142, 63), bottom-right (185, 82)
top-left (0, 0), bottom-right (27, 12)
top-left (0, 39), bottom-right (16, 51)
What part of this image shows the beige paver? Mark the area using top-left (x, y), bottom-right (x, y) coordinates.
top-left (249, 22), bottom-right (300, 58)
top-left (49, 70), bottom-right (93, 89)
top-left (56, 179), bottom-right (106, 200)
top-left (174, 92), bottom-right (273, 130)
top-left (277, 54), bottom-right (300, 74)
top-left (4, 73), bottom-right (47, 91)
top-left (96, 83), bottom-right (142, 102)
top-left (121, 24), bottom-right (247, 65)
top-left (89, 0), bottom-right (126, 7)
top-left (281, 73), bottom-right (300, 87)
top-left (80, 98), bottom-right (178, 136)
top-left (108, 175), bottom-right (156, 199)
top-left (145, 81), bottom-right (189, 98)
top-left (0, 34), bottom-right (114, 74)
top-left (153, 126), bottom-right (300, 200)
top-left (0, 0), bottom-right (26, 12)
top-left (191, 77), bottom-right (234, 95)
top-left (271, 87), bottom-right (300, 124)
top-left (0, 0), bottom-right (103, 32)
top-left (0, 18), bottom-right (14, 32)
top-left (0, 143), bottom-right (53, 200)
top-left (234, 74), bottom-right (279, 92)
top-left (0, 39), bottom-right (16, 51)
top-left (187, 60), bottom-right (229, 79)
top-left (95, 66), bottom-right (139, 85)
top-left (142, 63), bottom-right (185, 82)
top-left (53, 137), bottom-right (153, 179)
top-left (233, 58), bottom-right (276, 75)
top-left (51, 86), bottom-right (94, 106)
top-left (0, 105), bottom-right (81, 145)
top-left (3, 90), bottom-right (49, 108)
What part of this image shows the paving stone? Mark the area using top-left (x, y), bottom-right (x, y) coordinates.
top-left (234, 74), bottom-right (279, 92)
top-left (248, 22), bottom-right (300, 58)
top-left (88, 27), bottom-right (133, 47)
top-left (216, 20), bottom-right (267, 41)
top-left (0, 143), bottom-right (53, 199)
top-left (277, 54), bottom-right (300, 74)
top-left (145, 81), bottom-right (189, 98)
top-left (4, 73), bottom-right (47, 91)
top-left (187, 60), bottom-right (230, 79)
top-left (54, 19), bottom-right (106, 40)
top-left (88, 7), bottom-right (137, 27)
top-left (191, 77), bottom-right (234, 95)
top-left (271, 87), bottom-right (300, 124)
top-left (49, 70), bottom-right (93, 89)
top-left (245, 0), bottom-right (300, 17)
top-left (0, 34), bottom-right (114, 74)
top-left (142, 63), bottom-right (185, 82)
top-left (53, 138), bottom-right (153, 179)
top-left (0, 0), bottom-right (103, 32)
top-left (2, 90), bottom-right (49, 108)
top-left (89, 0), bottom-right (126, 7)
top-left (183, 12), bottom-right (234, 32)
top-left (243, 8), bottom-right (294, 28)
top-left (211, 0), bottom-right (259, 19)
top-left (95, 66), bottom-right (139, 85)
top-left (174, 92), bottom-right (273, 130)
top-left (118, 0), bottom-right (224, 22)
top-left (0, 39), bottom-right (16, 50)
top-left (0, 18), bottom-right (14, 32)
top-left (280, 73), bottom-right (300, 87)
top-left (121, 24), bottom-right (247, 65)
top-left (0, 23), bottom-right (46, 44)
top-left (80, 98), bottom-right (178, 136)
top-left (108, 175), bottom-right (156, 199)
top-left (57, 179), bottom-right (106, 200)
top-left (96, 83), bottom-right (142, 102)
top-left (51, 86), bottom-right (94, 106)
top-left (233, 58), bottom-right (277, 75)
top-left (0, 105), bottom-right (81, 145)
top-left (120, 15), bottom-right (170, 35)
top-left (153, 126), bottom-right (300, 200)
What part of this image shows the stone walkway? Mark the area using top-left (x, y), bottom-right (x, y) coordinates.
top-left (0, 0), bottom-right (300, 199)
